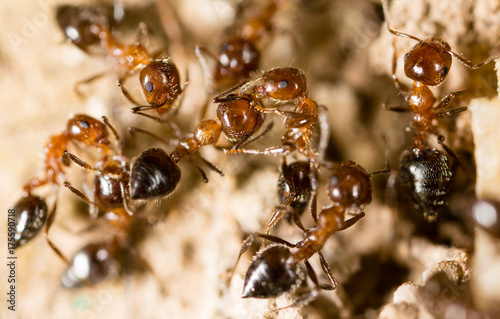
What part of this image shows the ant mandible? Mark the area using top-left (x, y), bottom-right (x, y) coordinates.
top-left (381, 0), bottom-right (500, 150)
top-left (56, 4), bottom-right (184, 122)
top-left (227, 160), bottom-right (386, 313)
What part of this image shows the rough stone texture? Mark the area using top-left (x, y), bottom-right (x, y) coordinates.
top-left (1, 0), bottom-right (500, 318)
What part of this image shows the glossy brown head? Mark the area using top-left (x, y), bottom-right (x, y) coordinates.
top-left (327, 161), bottom-right (372, 212)
top-left (253, 67), bottom-right (307, 101)
top-left (403, 38), bottom-right (452, 86)
top-left (140, 59), bottom-right (182, 109)
top-left (66, 115), bottom-right (112, 152)
top-left (216, 96), bottom-right (264, 142)
top-left (56, 4), bottom-right (113, 53)
top-left (214, 37), bottom-right (260, 86)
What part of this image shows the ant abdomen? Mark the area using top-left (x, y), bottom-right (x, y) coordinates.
top-left (398, 148), bottom-right (453, 220)
top-left (242, 245), bottom-right (303, 298)
top-left (327, 161), bottom-right (372, 213)
top-left (13, 195), bottom-right (48, 248)
top-left (62, 242), bottom-right (121, 288)
top-left (278, 161), bottom-right (311, 222)
top-left (214, 37), bottom-right (260, 86)
top-left (216, 97), bottom-right (265, 142)
top-left (403, 39), bottom-right (452, 86)
top-left (130, 148), bottom-right (181, 200)
top-left (139, 59), bottom-right (182, 110)
top-left (253, 67), bottom-right (307, 101)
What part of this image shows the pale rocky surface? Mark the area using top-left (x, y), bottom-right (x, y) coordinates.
top-left (1, 0), bottom-right (500, 319)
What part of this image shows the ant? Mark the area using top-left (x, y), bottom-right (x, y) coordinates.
top-left (195, 0), bottom-right (283, 92)
top-left (61, 118), bottom-right (177, 289)
top-left (13, 115), bottom-right (114, 260)
top-left (56, 4), bottom-right (122, 54)
top-left (397, 138), bottom-right (454, 221)
top-left (227, 160), bottom-right (387, 313)
top-left (221, 67), bottom-right (321, 163)
top-left (381, 0), bottom-right (500, 150)
top-left (56, 4), bottom-right (184, 122)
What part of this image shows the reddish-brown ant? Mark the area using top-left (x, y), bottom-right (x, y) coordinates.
top-left (221, 67), bottom-right (320, 161)
top-left (57, 4), bottom-right (184, 121)
top-left (381, 0), bottom-right (499, 150)
top-left (13, 115), bottom-right (114, 261)
top-left (196, 0), bottom-right (283, 92)
top-left (56, 4), bottom-right (121, 54)
top-left (227, 160), bottom-right (386, 313)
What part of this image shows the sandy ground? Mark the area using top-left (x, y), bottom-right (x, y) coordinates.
top-left (1, 0), bottom-right (500, 318)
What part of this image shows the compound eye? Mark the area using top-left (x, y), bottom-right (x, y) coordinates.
top-left (79, 120), bottom-right (90, 129)
top-left (145, 81), bottom-right (154, 93)
top-left (277, 80), bottom-right (289, 89)
top-left (404, 52), bottom-right (409, 62)
top-left (440, 66), bottom-right (449, 77)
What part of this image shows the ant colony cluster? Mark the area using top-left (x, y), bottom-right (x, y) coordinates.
top-left (8, 0), bottom-right (500, 318)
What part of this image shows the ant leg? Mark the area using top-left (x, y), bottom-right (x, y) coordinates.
top-left (389, 37), bottom-right (410, 93)
top-left (266, 198), bottom-right (294, 235)
top-left (44, 200), bottom-right (70, 264)
top-left (234, 122), bottom-right (274, 150)
top-left (62, 151), bottom-right (100, 172)
top-left (224, 233), bottom-right (258, 285)
top-left (197, 155), bottom-right (224, 177)
top-left (212, 81), bottom-right (250, 103)
top-left (135, 22), bottom-right (149, 46)
top-left (318, 251), bottom-right (337, 290)
top-left (266, 260), bottom-right (322, 315)
top-left (381, 0), bottom-right (423, 43)
top-left (435, 91), bottom-right (467, 118)
top-left (128, 127), bottom-right (171, 146)
top-left (75, 72), bottom-right (107, 98)
top-left (308, 159), bottom-right (319, 223)
top-left (446, 49), bottom-right (500, 70)
top-left (224, 145), bottom-right (290, 155)
top-left (64, 181), bottom-right (108, 213)
top-left (101, 116), bottom-right (123, 152)
top-left (339, 212), bottom-right (366, 231)
top-left (118, 81), bottom-right (142, 107)
top-left (195, 45), bottom-right (217, 96)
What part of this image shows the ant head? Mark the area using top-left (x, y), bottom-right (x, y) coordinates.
top-left (327, 161), bottom-right (372, 212)
top-left (129, 148), bottom-right (181, 200)
top-left (242, 245), bottom-right (303, 298)
top-left (278, 161), bottom-right (311, 212)
top-left (398, 148), bottom-right (453, 221)
top-left (404, 38), bottom-right (452, 86)
top-left (13, 195), bottom-right (48, 248)
top-left (471, 200), bottom-right (500, 239)
top-left (253, 67), bottom-right (307, 101)
top-left (216, 97), bottom-right (264, 142)
top-left (66, 115), bottom-right (112, 152)
top-left (62, 242), bottom-right (120, 288)
top-left (56, 5), bottom-right (111, 53)
top-left (94, 156), bottom-right (128, 209)
top-left (140, 59), bottom-right (182, 108)
top-left (215, 37), bottom-right (260, 86)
